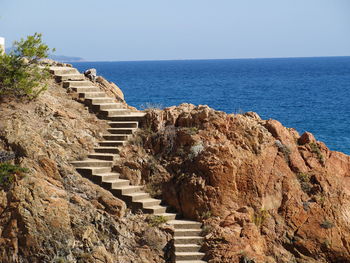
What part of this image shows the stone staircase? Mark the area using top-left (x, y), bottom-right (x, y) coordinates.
top-left (50, 66), bottom-right (206, 263)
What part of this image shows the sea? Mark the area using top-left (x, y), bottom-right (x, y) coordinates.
top-left (72, 57), bottom-right (350, 155)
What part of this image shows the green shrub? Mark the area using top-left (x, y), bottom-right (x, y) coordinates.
top-left (252, 209), bottom-right (269, 227)
top-left (320, 220), bottom-right (334, 229)
top-left (147, 215), bottom-right (168, 227)
top-left (0, 163), bottom-right (28, 188)
top-left (309, 142), bottom-right (325, 164)
top-left (0, 33), bottom-right (54, 100)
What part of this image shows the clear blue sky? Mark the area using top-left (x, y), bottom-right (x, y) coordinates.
top-left (1, 0), bottom-right (349, 61)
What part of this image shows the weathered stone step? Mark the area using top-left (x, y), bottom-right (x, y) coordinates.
top-left (174, 236), bottom-right (204, 245)
top-left (174, 244), bottom-right (201, 253)
top-left (71, 159), bottom-right (113, 168)
top-left (88, 153), bottom-right (117, 161)
top-left (80, 92), bottom-right (106, 99)
top-left (85, 98), bottom-right (115, 104)
top-left (143, 205), bottom-right (167, 214)
top-left (168, 220), bottom-right (202, 230)
top-left (94, 147), bottom-right (120, 154)
top-left (111, 185), bottom-right (143, 195)
top-left (108, 121), bottom-right (138, 128)
top-left (96, 103), bottom-right (125, 110)
top-left (102, 134), bottom-right (129, 141)
top-left (175, 252), bottom-right (205, 261)
top-left (176, 261), bottom-right (206, 263)
top-left (101, 109), bottom-right (131, 117)
top-left (134, 198), bottom-right (162, 207)
top-left (123, 192), bottom-right (150, 202)
top-left (72, 87), bottom-right (101, 93)
top-left (50, 67), bottom-right (79, 75)
top-left (56, 74), bottom-right (85, 82)
top-left (174, 229), bottom-right (202, 237)
top-left (108, 113), bottom-right (145, 122)
top-left (93, 172), bottom-right (120, 183)
top-left (98, 141), bottom-right (125, 147)
top-left (63, 80), bottom-right (91, 88)
top-left (154, 212), bottom-right (177, 220)
top-left (107, 128), bottom-right (135, 134)
top-left (102, 179), bottom-right (131, 189)
top-left (76, 167), bottom-right (111, 177)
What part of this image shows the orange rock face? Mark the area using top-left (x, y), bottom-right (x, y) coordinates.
top-left (124, 104), bottom-right (350, 263)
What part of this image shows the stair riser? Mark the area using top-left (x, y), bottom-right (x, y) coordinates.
top-left (157, 214), bottom-right (177, 220)
top-left (173, 224), bottom-right (202, 230)
top-left (103, 135), bottom-right (128, 141)
top-left (175, 230), bottom-right (202, 237)
top-left (92, 175), bottom-right (119, 184)
top-left (112, 181), bottom-right (130, 187)
top-left (135, 200), bottom-right (162, 208)
top-left (56, 75), bottom-right (84, 82)
top-left (63, 81), bottom-right (91, 88)
top-left (124, 194), bottom-right (150, 202)
top-left (50, 69), bottom-right (79, 75)
top-left (108, 122), bottom-right (138, 128)
top-left (85, 98), bottom-right (115, 104)
top-left (175, 255), bottom-right (204, 261)
top-left (107, 129), bottom-right (134, 135)
top-left (98, 104), bottom-right (125, 110)
top-left (174, 238), bottom-right (203, 245)
top-left (112, 187), bottom-right (142, 195)
top-left (143, 207), bottom-right (167, 214)
top-left (99, 142), bottom-right (124, 147)
top-left (88, 154), bottom-right (116, 161)
top-left (80, 93), bottom-right (106, 99)
top-left (94, 148), bottom-right (120, 154)
top-left (175, 246), bottom-right (201, 253)
top-left (108, 116), bottom-right (144, 122)
top-left (106, 111), bottom-right (130, 117)
top-left (72, 162), bottom-right (113, 168)
top-left (76, 167), bottom-right (111, 177)
top-left (72, 87), bottom-right (101, 93)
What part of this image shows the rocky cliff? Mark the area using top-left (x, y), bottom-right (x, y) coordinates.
top-left (113, 104), bottom-right (350, 263)
top-left (0, 79), bottom-right (170, 263)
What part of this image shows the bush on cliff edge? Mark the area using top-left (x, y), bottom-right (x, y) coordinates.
top-left (0, 33), bottom-right (54, 100)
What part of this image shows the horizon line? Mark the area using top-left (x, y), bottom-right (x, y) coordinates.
top-left (70, 55), bottom-right (350, 63)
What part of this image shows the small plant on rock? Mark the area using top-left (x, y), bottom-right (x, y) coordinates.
top-left (0, 163), bottom-right (28, 188)
top-left (296, 172), bottom-right (312, 194)
top-left (147, 215), bottom-right (168, 227)
top-left (320, 220), bottom-right (334, 229)
top-left (275, 140), bottom-right (291, 163)
top-left (252, 209), bottom-right (269, 227)
top-left (309, 142), bottom-right (325, 164)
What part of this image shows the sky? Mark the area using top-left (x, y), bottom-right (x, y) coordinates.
top-left (1, 0), bottom-right (350, 61)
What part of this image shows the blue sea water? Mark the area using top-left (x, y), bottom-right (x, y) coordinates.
top-left (72, 57), bottom-right (350, 155)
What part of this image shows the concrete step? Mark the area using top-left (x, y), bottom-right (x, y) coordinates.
top-left (72, 87), bottom-right (101, 93)
top-left (80, 92), bottom-right (106, 99)
top-left (63, 80), bottom-right (91, 88)
top-left (174, 244), bottom-right (202, 253)
top-left (102, 134), bottom-right (129, 141)
top-left (50, 67), bottom-right (79, 75)
top-left (108, 121), bottom-right (138, 128)
top-left (56, 74), bottom-right (85, 82)
top-left (123, 192), bottom-right (150, 202)
top-left (111, 185), bottom-right (143, 195)
top-left (93, 172), bottom-right (120, 183)
top-left (88, 153), bottom-right (117, 161)
top-left (101, 109), bottom-right (131, 117)
top-left (176, 261), bottom-right (206, 263)
top-left (174, 229), bottom-right (202, 237)
top-left (134, 198), bottom-right (162, 207)
top-left (108, 113), bottom-right (145, 122)
top-left (75, 167), bottom-right (111, 177)
top-left (154, 212), bottom-right (177, 220)
top-left (175, 252), bottom-right (205, 261)
top-left (94, 147), bottom-right (120, 154)
top-left (85, 98), bottom-right (115, 104)
top-left (98, 141), bottom-right (125, 147)
top-left (174, 236), bottom-right (204, 245)
top-left (102, 178), bottom-right (130, 188)
top-left (71, 159), bottom-right (113, 168)
top-left (143, 205), bottom-right (167, 214)
top-left (95, 103), bottom-right (125, 110)
top-left (107, 128), bottom-right (135, 134)
top-left (168, 220), bottom-right (202, 230)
